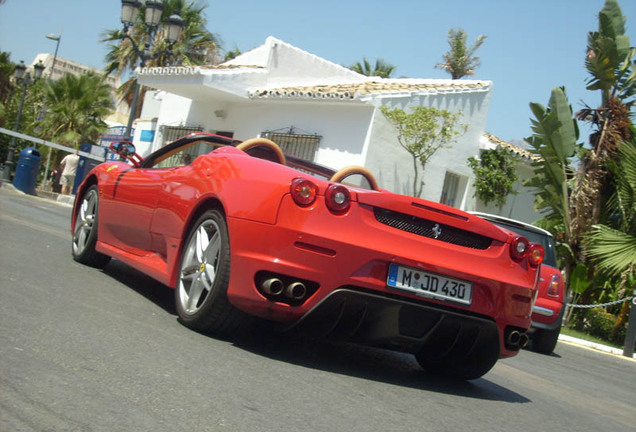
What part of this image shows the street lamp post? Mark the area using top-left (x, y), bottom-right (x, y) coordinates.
top-left (46, 33), bottom-right (62, 80)
top-left (2, 60), bottom-right (45, 182)
top-left (120, 0), bottom-right (184, 142)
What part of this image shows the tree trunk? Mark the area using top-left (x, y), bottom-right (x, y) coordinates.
top-left (412, 154), bottom-right (421, 197)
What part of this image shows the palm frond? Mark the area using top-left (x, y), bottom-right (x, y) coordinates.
top-left (101, 0), bottom-right (219, 80)
top-left (586, 224), bottom-right (636, 276)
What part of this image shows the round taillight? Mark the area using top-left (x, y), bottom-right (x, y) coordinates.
top-left (325, 184), bottom-right (351, 214)
top-left (290, 178), bottom-right (317, 206)
top-left (547, 273), bottom-right (561, 297)
top-left (510, 235), bottom-right (530, 261)
top-left (528, 243), bottom-right (544, 267)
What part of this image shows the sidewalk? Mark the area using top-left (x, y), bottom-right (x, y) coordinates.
top-left (558, 334), bottom-right (635, 360)
top-left (1, 181), bottom-right (75, 207)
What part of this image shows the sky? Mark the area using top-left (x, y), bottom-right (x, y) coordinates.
top-left (1, 0), bottom-right (635, 143)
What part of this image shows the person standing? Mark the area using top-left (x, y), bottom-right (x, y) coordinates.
top-left (59, 151), bottom-right (80, 195)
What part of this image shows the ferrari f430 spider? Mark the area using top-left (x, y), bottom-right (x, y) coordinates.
top-left (71, 133), bottom-right (544, 379)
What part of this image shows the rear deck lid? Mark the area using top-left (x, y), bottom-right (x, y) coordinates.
top-left (356, 190), bottom-right (510, 246)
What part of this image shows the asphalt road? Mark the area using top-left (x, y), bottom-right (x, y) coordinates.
top-left (1, 184), bottom-right (635, 432)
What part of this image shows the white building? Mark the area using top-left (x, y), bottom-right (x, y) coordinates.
top-left (135, 36), bottom-right (537, 219)
top-left (31, 53), bottom-right (128, 125)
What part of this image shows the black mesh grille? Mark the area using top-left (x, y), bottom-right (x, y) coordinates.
top-left (374, 207), bottom-right (493, 250)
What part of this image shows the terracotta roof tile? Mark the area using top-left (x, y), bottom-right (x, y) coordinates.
top-left (249, 81), bottom-right (490, 100)
top-left (484, 132), bottom-right (539, 161)
top-left (199, 64), bottom-right (265, 70)
top-left (137, 64), bottom-right (265, 75)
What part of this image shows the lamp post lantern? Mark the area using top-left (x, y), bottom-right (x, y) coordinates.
top-left (46, 33), bottom-right (62, 80)
top-left (120, 0), bottom-right (184, 142)
top-left (2, 60), bottom-right (45, 182)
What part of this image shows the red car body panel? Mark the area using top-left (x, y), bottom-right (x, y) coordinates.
top-left (72, 134), bottom-right (542, 363)
top-left (469, 212), bottom-right (565, 330)
top-left (531, 264), bottom-right (565, 328)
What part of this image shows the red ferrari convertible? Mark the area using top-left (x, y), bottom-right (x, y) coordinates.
top-left (71, 133), bottom-right (544, 379)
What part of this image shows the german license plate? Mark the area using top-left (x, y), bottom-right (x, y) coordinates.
top-left (387, 264), bottom-right (472, 305)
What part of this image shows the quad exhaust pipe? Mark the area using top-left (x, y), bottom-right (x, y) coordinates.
top-left (260, 277), bottom-right (308, 301)
top-left (506, 329), bottom-right (529, 349)
top-left (262, 278), bottom-right (285, 296)
top-left (285, 282), bottom-right (307, 300)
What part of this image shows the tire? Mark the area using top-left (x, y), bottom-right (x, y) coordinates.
top-left (175, 209), bottom-right (251, 336)
top-left (72, 185), bottom-right (111, 268)
top-left (532, 327), bottom-right (560, 355)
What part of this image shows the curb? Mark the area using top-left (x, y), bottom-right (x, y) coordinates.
top-left (1, 181), bottom-right (74, 207)
top-left (56, 194), bottom-right (75, 207)
top-left (558, 334), bottom-right (635, 360)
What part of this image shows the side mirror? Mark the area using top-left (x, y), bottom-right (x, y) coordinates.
top-left (109, 141), bottom-right (142, 167)
top-left (110, 141), bottom-right (136, 157)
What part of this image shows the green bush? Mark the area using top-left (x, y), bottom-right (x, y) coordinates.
top-left (571, 308), bottom-right (627, 345)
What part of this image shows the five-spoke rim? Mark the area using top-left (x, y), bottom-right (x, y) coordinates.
top-left (72, 189), bottom-right (98, 256)
top-left (178, 219), bottom-right (222, 315)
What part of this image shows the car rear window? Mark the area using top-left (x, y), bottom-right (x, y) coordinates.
top-left (488, 220), bottom-right (558, 267)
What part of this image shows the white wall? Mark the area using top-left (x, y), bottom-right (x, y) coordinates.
top-left (131, 119), bottom-right (157, 156)
top-left (152, 93), bottom-right (375, 170)
top-left (364, 89), bottom-right (492, 208)
top-left (263, 38), bottom-right (363, 87)
top-left (150, 93), bottom-right (194, 152)
top-left (140, 90), bottom-right (164, 119)
top-left (232, 102), bottom-right (375, 170)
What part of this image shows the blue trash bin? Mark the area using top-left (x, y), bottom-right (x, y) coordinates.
top-left (13, 147), bottom-right (42, 195)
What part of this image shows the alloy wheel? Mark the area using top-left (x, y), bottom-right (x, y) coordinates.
top-left (178, 219), bottom-right (222, 314)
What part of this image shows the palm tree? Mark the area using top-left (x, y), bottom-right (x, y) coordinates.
top-left (38, 72), bottom-right (113, 145)
top-left (435, 28), bottom-right (486, 79)
top-left (585, 140), bottom-right (636, 338)
top-left (101, 0), bottom-right (220, 113)
top-left (0, 52), bottom-right (14, 113)
top-left (222, 47), bottom-right (242, 63)
top-left (157, 0), bottom-right (220, 66)
top-left (349, 58), bottom-right (396, 78)
top-left (570, 0), bottom-right (635, 260)
top-left (586, 142), bottom-right (636, 277)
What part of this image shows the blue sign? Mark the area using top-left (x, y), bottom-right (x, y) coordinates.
top-left (140, 130), bottom-right (155, 142)
top-left (100, 126), bottom-right (131, 145)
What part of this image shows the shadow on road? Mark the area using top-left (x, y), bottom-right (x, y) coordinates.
top-left (102, 259), bottom-right (177, 315)
top-left (101, 259), bottom-right (530, 403)
top-left (234, 325), bottom-right (530, 403)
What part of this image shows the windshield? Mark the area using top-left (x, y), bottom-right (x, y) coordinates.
top-left (140, 133), bottom-right (239, 169)
top-left (151, 140), bottom-right (219, 168)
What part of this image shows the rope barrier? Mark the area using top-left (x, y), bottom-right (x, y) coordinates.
top-left (567, 296), bottom-right (634, 308)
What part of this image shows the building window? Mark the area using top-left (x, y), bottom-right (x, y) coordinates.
top-left (440, 171), bottom-right (464, 208)
top-left (261, 126), bottom-right (322, 161)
